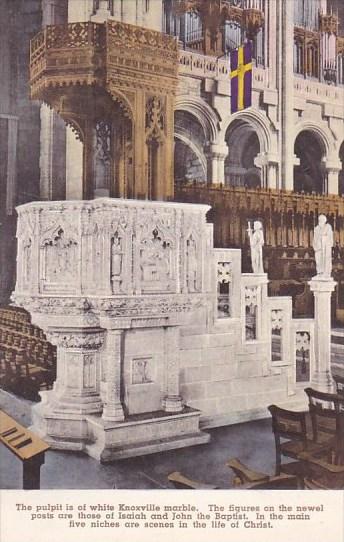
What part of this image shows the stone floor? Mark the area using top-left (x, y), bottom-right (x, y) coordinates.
top-left (0, 388), bottom-right (276, 490)
top-left (2, 363), bottom-right (343, 490)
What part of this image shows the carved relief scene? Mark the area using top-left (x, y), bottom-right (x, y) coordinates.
top-left (41, 226), bottom-right (78, 293)
top-left (139, 227), bottom-right (173, 293)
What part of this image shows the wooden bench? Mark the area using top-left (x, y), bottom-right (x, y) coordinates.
top-left (168, 471), bottom-right (219, 489)
top-left (0, 409), bottom-right (50, 489)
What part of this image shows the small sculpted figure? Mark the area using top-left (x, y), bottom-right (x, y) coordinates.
top-left (312, 214), bottom-right (333, 278)
top-left (247, 220), bottom-right (264, 274)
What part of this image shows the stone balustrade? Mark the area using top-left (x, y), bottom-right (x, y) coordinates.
top-left (178, 48), bottom-right (344, 107)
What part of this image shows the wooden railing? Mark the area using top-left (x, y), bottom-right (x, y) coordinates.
top-left (175, 182), bottom-right (344, 249)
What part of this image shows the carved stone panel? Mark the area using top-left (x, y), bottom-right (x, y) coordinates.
top-left (40, 226), bottom-right (79, 294)
top-left (245, 285), bottom-right (258, 341)
top-left (295, 331), bottom-right (311, 383)
top-left (217, 261), bottom-right (232, 318)
top-left (271, 309), bottom-right (283, 362)
top-left (15, 199), bottom-right (210, 306)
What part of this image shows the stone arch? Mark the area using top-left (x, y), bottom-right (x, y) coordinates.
top-left (174, 108), bottom-right (209, 183)
top-left (294, 129), bottom-right (327, 194)
top-left (108, 87), bottom-right (134, 121)
top-left (174, 132), bottom-right (207, 183)
top-left (175, 95), bottom-right (220, 144)
top-left (294, 120), bottom-right (334, 157)
top-left (224, 114), bottom-right (268, 187)
top-left (221, 109), bottom-right (272, 153)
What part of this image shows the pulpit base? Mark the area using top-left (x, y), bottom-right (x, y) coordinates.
top-left (31, 401), bottom-right (210, 461)
top-left (86, 407), bottom-right (210, 462)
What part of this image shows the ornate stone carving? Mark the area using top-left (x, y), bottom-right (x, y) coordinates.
top-left (319, 13), bottom-right (338, 35)
top-left (217, 261), bottom-right (232, 318)
top-left (30, 20), bottom-right (179, 201)
top-left (132, 357), bottom-right (154, 385)
top-left (41, 227), bottom-right (78, 290)
top-left (186, 236), bottom-right (198, 292)
top-left (110, 231), bottom-right (124, 294)
top-left (244, 285), bottom-right (258, 308)
top-left (217, 261), bottom-right (232, 284)
top-left (295, 330), bottom-right (311, 382)
top-left (94, 120), bottom-right (111, 191)
top-left (12, 294), bottom-right (95, 317)
top-left (22, 238), bottom-right (33, 286)
top-left (95, 294), bottom-right (205, 317)
top-left (146, 96), bottom-right (165, 141)
top-left (243, 8), bottom-right (265, 40)
top-left (15, 200), bottom-right (211, 302)
top-left (46, 330), bottom-right (105, 349)
top-left (296, 331), bottom-right (310, 351)
top-left (141, 230), bottom-right (171, 285)
top-left (83, 353), bottom-right (97, 389)
top-left (271, 309), bottom-right (283, 331)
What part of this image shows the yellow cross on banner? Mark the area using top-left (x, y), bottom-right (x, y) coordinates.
top-left (231, 46), bottom-right (252, 111)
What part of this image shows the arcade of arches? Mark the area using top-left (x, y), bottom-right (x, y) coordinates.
top-left (173, 116), bottom-right (344, 324)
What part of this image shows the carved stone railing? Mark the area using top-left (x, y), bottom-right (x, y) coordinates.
top-left (294, 75), bottom-right (344, 107)
top-left (178, 49), bottom-right (266, 88)
top-left (178, 48), bottom-right (343, 104)
top-left (291, 319), bottom-right (315, 387)
top-left (178, 49), bottom-right (226, 80)
top-left (30, 22), bottom-right (107, 96)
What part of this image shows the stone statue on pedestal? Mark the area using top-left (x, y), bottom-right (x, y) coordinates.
top-left (312, 214), bottom-right (333, 278)
top-left (247, 220), bottom-right (264, 274)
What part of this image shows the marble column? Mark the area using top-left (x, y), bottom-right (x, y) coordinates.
top-left (5, 116), bottom-right (18, 215)
top-left (326, 165), bottom-right (341, 195)
top-left (90, 0), bottom-right (112, 22)
top-left (40, 104), bottom-right (66, 201)
top-left (113, 0), bottom-right (121, 19)
top-left (309, 277), bottom-right (336, 391)
top-left (206, 144), bottom-right (228, 185)
top-left (45, 328), bottom-right (104, 414)
top-left (122, 0), bottom-right (136, 25)
top-left (163, 326), bottom-right (183, 413)
top-left (40, 1), bottom-right (67, 202)
top-left (102, 329), bottom-right (125, 422)
top-left (68, 0), bottom-right (93, 22)
top-left (279, 0), bottom-right (294, 190)
top-left (65, 126), bottom-right (84, 199)
top-left (254, 152), bottom-right (268, 188)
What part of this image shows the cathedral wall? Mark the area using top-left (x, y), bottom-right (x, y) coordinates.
top-left (0, 0), bottom-right (42, 304)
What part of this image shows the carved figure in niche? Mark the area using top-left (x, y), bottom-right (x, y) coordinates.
top-left (312, 214), bottom-right (333, 278)
top-left (146, 96), bottom-right (165, 140)
top-left (23, 238), bottom-right (32, 284)
top-left (247, 220), bottom-right (264, 274)
top-left (186, 237), bottom-right (198, 292)
top-left (44, 228), bottom-right (77, 283)
top-left (94, 121), bottom-right (111, 192)
top-left (141, 228), bottom-right (170, 284)
top-left (111, 232), bottom-right (123, 293)
top-left (132, 358), bottom-right (153, 385)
